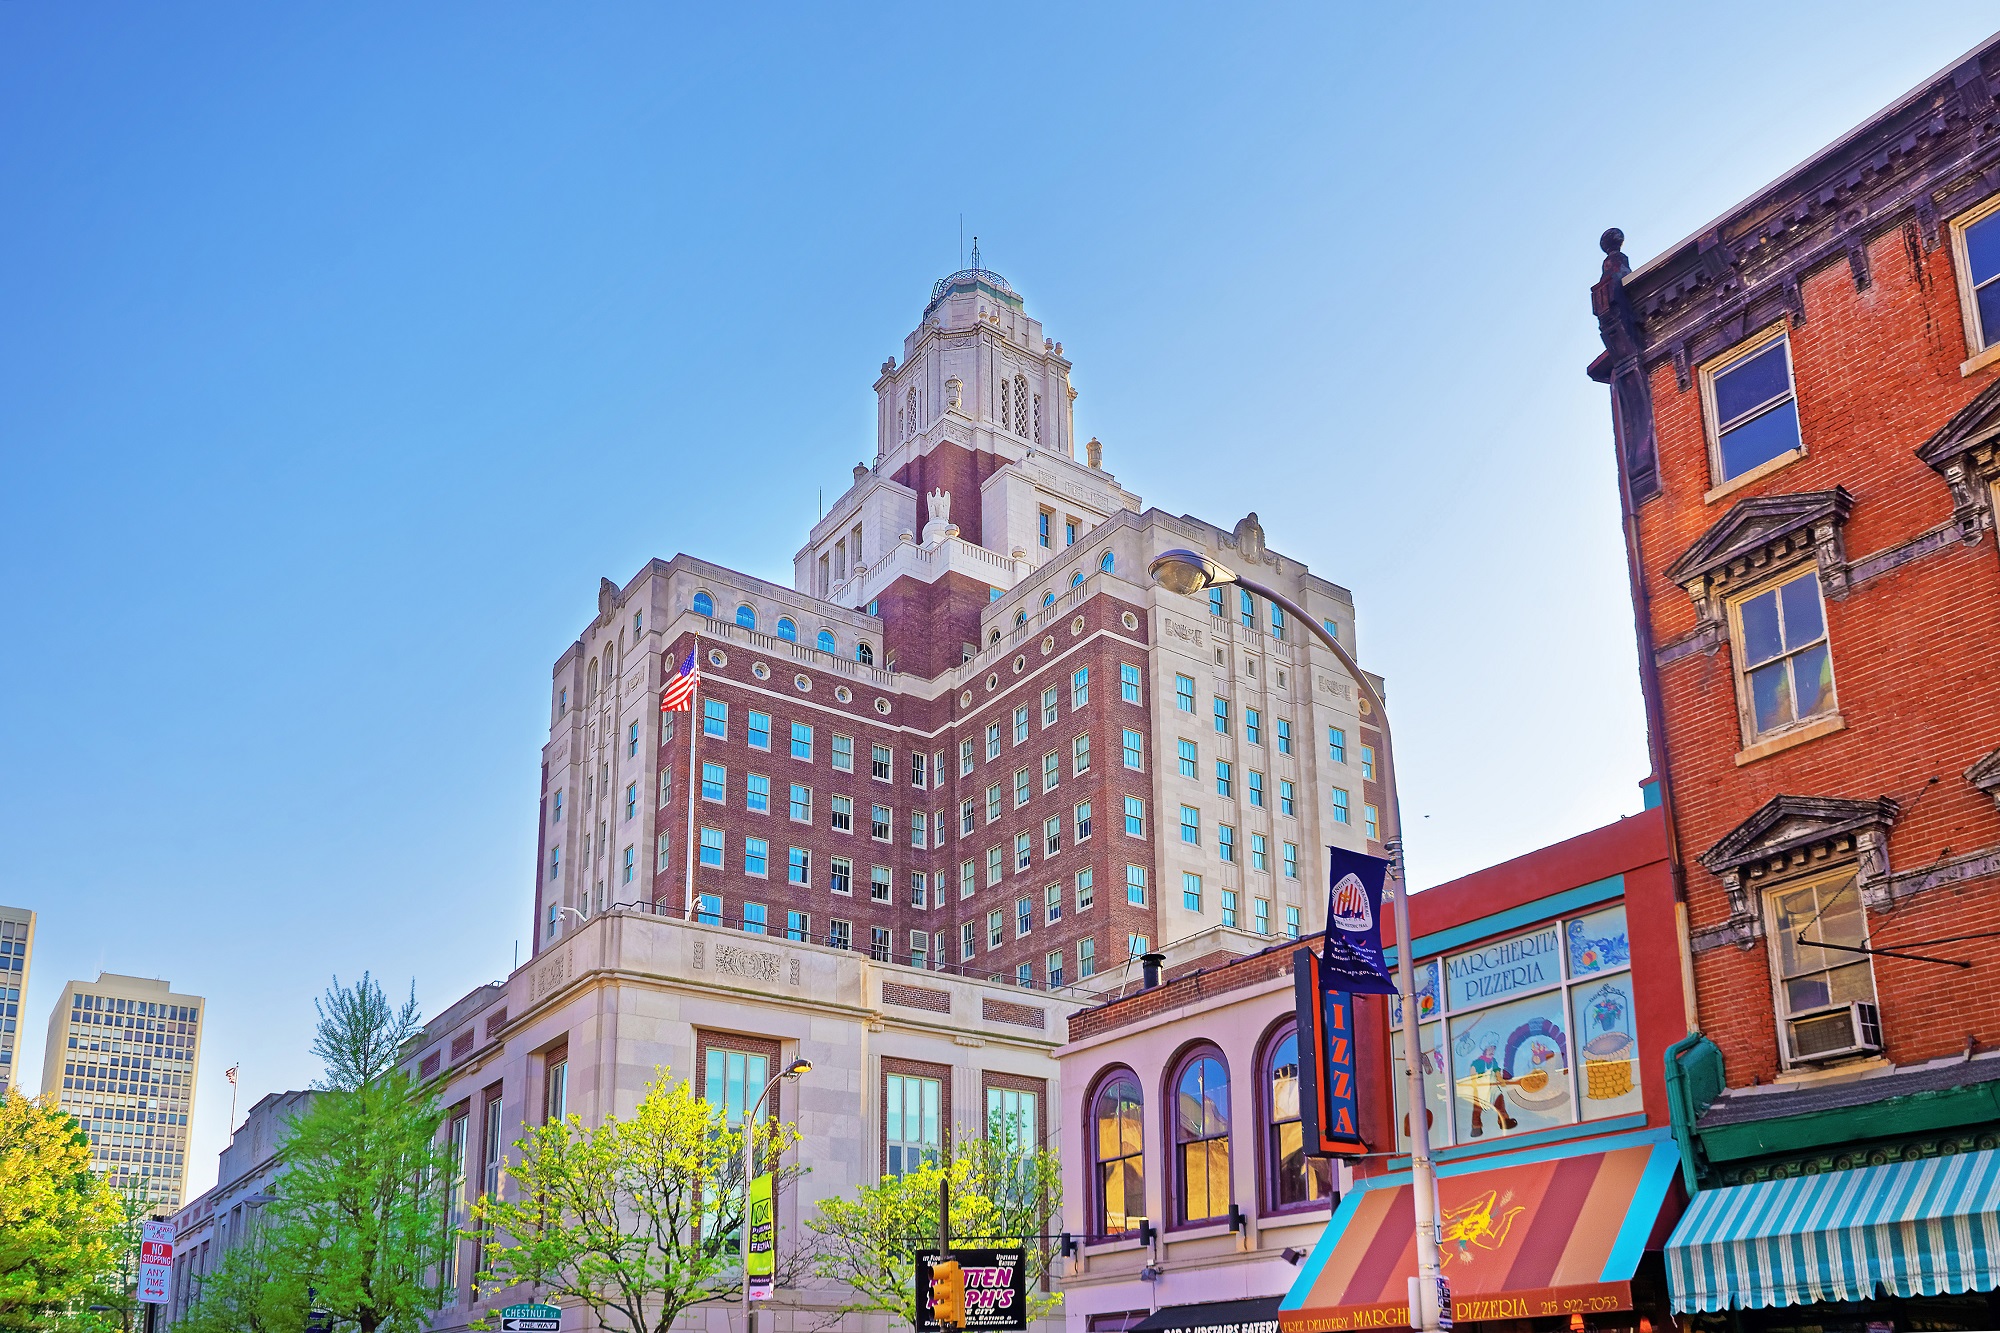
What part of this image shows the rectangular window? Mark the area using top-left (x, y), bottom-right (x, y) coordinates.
top-left (1119, 662), bottom-right (1141, 704)
top-left (1955, 200), bottom-right (2000, 351)
top-left (1044, 815), bottom-right (1061, 857)
top-left (703, 698), bottom-right (727, 738)
top-left (1071, 667), bottom-right (1089, 709)
top-left (1768, 872), bottom-right (1877, 1063)
top-left (1180, 805), bottom-right (1201, 845)
top-left (1076, 867), bottom-right (1096, 910)
top-left (986, 723), bottom-right (1002, 760)
top-left (910, 871), bottom-right (928, 909)
top-left (1045, 882), bottom-right (1063, 925)
top-left (1178, 738), bottom-right (1198, 778)
top-left (1270, 605), bottom-right (1286, 640)
top-left (1079, 937), bottom-right (1097, 978)
top-left (1182, 872), bottom-right (1203, 912)
top-left (790, 722), bottom-right (813, 761)
top-left (1123, 796), bottom-right (1145, 837)
top-left (626, 782), bottom-right (637, 820)
top-left (987, 910), bottom-right (1005, 950)
top-left (1329, 726), bottom-right (1346, 763)
top-left (787, 910), bottom-right (810, 942)
top-left (702, 763), bottom-right (725, 803)
top-left (1074, 800), bottom-right (1093, 840)
top-left (1254, 898), bottom-right (1270, 934)
top-left (910, 751), bottom-right (927, 788)
top-left (1221, 889), bottom-right (1239, 929)
top-left (1038, 509), bottom-right (1052, 548)
top-left (987, 846), bottom-right (1005, 886)
top-left (1361, 745), bottom-right (1376, 781)
top-left (870, 866), bottom-right (892, 903)
top-left (961, 798), bottom-right (977, 836)
top-left (1218, 824), bottom-right (1235, 863)
top-left (1072, 732), bottom-right (1091, 773)
top-left (1285, 904), bottom-right (1301, 938)
top-left (933, 751), bottom-right (945, 788)
top-left (698, 827), bottom-right (724, 868)
top-left (1041, 686), bottom-right (1059, 726)
top-left (1332, 788), bottom-right (1350, 824)
top-left (1283, 841), bottom-right (1299, 879)
top-left (960, 859), bottom-right (976, 900)
top-left (1013, 706), bottom-right (1030, 744)
top-left (1017, 897), bottom-right (1033, 937)
top-left (829, 857), bottom-right (853, 895)
top-left (831, 795), bottom-right (853, 832)
top-left (1280, 778), bottom-right (1296, 816)
top-left (1015, 960), bottom-right (1032, 988)
top-left (1125, 865), bottom-right (1147, 906)
top-left (1245, 708), bottom-right (1262, 746)
top-left (1213, 697), bottom-right (1230, 735)
top-left (622, 844), bottom-right (635, 882)
top-left (910, 929), bottom-right (930, 968)
top-left (961, 922), bottom-right (977, 961)
top-left (1276, 718), bottom-right (1293, 755)
top-left (788, 847), bottom-right (810, 886)
top-left (1046, 950), bottom-right (1065, 988)
top-left (960, 739), bottom-right (975, 776)
top-left (789, 784), bottom-right (811, 822)
top-left (741, 837), bottom-right (767, 877)
top-left (1014, 831), bottom-right (1033, 872)
top-left (910, 811), bottom-right (927, 848)
top-left (1014, 768), bottom-right (1032, 808)
top-left (871, 804), bottom-right (892, 841)
top-left (544, 1056), bottom-right (568, 1123)
top-left (986, 783), bottom-right (1003, 823)
top-left (659, 771), bottom-right (670, 808)
top-left (1122, 728), bottom-right (1143, 769)
top-left (1733, 570), bottom-right (1837, 739)
top-left (743, 901), bottom-right (767, 934)
top-left (1239, 587), bottom-right (1256, 628)
top-left (1127, 933), bottom-right (1150, 959)
top-left (1043, 751), bottom-right (1060, 792)
top-left (871, 745), bottom-right (892, 781)
top-left (1216, 760), bottom-right (1233, 797)
top-left (695, 894), bottom-right (721, 926)
top-left (628, 721), bottom-right (640, 757)
top-left (746, 773), bottom-right (770, 814)
top-left (657, 831), bottom-right (670, 871)
top-left (1247, 771), bottom-right (1264, 808)
top-left (748, 711), bottom-right (771, 751)
top-left (832, 734), bottom-right (854, 772)
top-left (1174, 674), bottom-right (1195, 712)
top-left (1251, 832), bottom-right (1268, 870)
top-left (1364, 804), bottom-right (1379, 840)
top-left (549, 846), bottom-right (561, 881)
top-left (1703, 329), bottom-right (1803, 482)
top-left (828, 919), bottom-right (851, 950)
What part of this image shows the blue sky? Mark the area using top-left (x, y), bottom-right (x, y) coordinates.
top-left (3, 5), bottom-right (1992, 1191)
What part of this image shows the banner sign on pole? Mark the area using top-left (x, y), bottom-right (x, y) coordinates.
top-left (746, 1171), bottom-right (775, 1300)
top-left (1319, 847), bottom-right (1398, 996)
top-left (916, 1249), bottom-right (1028, 1332)
top-left (499, 1302), bottom-right (563, 1331)
top-left (1293, 950), bottom-right (1367, 1157)
top-left (137, 1221), bottom-right (173, 1305)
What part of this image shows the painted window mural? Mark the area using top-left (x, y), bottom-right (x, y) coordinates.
top-left (1392, 903), bottom-right (1638, 1151)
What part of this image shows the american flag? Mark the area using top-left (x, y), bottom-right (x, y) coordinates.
top-left (661, 647), bottom-right (700, 712)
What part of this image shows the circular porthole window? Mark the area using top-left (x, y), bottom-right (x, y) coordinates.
top-left (794, 673), bottom-right (812, 692)
top-left (1121, 611), bottom-right (1140, 631)
top-left (985, 673), bottom-right (1000, 691)
top-left (835, 685), bottom-right (853, 704)
top-left (708, 648), bottom-right (729, 668)
top-left (1041, 636), bottom-right (1055, 655)
top-left (751, 661), bottom-right (770, 680)
top-left (1070, 617), bottom-right (1085, 637)
top-left (873, 697), bottom-right (892, 715)
top-left (1012, 655), bottom-right (1027, 674)
top-left (960, 690), bottom-right (974, 708)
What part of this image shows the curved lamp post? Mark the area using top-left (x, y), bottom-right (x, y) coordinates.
top-left (742, 1058), bottom-right (812, 1333)
top-left (1147, 549), bottom-right (1445, 1332)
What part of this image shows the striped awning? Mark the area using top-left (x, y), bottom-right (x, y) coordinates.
top-left (1666, 1148), bottom-right (2000, 1313)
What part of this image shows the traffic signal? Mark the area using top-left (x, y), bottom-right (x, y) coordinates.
top-left (931, 1258), bottom-right (966, 1328)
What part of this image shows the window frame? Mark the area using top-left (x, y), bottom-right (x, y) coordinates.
top-left (1259, 1021), bottom-right (1331, 1214)
top-left (1697, 322), bottom-right (1804, 489)
top-left (1951, 191), bottom-right (2000, 360)
top-left (1725, 566), bottom-right (1840, 747)
top-left (1088, 1068), bottom-right (1147, 1238)
top-left (1167, 1047), bottom-right (1233, 1227)
top-left (1761, 868), bottom-right (1880, 1070)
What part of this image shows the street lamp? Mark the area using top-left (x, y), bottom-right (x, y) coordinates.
top-left (1147, 549), bottom-right (1446, 1332)
top-left (742, 1058), bottom-right (812, 1333)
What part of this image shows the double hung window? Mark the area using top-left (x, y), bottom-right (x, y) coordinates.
top-left (1703, 329), bottom-right (1803, 483)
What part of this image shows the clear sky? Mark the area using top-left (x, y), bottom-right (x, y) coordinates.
top-left (4, 5), bottom-right (1992, 1195)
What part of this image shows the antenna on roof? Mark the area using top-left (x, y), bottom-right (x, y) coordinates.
top-left (970, 236), bottom-right (981, 270)
top-left (959, 214), bottom-right (964, 270)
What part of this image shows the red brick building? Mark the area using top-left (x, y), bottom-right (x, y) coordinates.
top-left (1590, 36), bottom-right (2000, 1327)
top-left (532, 260), bottom-right (1391, 996)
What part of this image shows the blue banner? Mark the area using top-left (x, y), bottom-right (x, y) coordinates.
top-left (1318, 846), bottom-right (1398, 996)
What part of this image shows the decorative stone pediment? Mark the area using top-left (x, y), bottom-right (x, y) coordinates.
top-left (1966, 745), bottom-right (2000, 811)
top-left (1699, 794), bottom-right (1900, 923)
top-left (1665, 489), bottom-right (1854, 624)
top-left (1915, 376), bottom-right (2000, 544)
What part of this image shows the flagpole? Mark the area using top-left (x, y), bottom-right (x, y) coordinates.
top-left (683, 638), bottom-right (700, 922)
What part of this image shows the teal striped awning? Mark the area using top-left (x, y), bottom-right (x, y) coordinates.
top-left (1667, 1149), bottom-right (2000, 1314)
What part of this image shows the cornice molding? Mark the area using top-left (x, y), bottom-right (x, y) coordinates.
top-left (1699, 794), bottom-right (1901, 921)
top-left (1664, 488), bottom-right (1855, 625)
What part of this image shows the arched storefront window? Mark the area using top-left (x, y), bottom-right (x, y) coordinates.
top-left (1092, 1072), bottom-right (1145, 1235)
top-left (1173, 1050), bottom-right (1231, 1223)
top-left (1266, 1026), bottom-right (1329, 1208)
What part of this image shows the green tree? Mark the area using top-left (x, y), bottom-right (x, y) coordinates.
top-left (174, 1233), bottom-right (290, 1333)
top-left (808, 1125), bottom-right (1062, 1329)
top-left (470, 1070), bottom-right (806, 1333)
top-left (254, 973), bottom-right (454, 1333)
top-left (0, 1090), bottom-right (127, 1333)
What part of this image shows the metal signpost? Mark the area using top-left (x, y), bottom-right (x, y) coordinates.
top-left (499, 1302), bottom-right (563, 1331)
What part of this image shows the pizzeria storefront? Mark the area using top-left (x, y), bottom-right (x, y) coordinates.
top-left (1280, 811), bottom-right (1689, 1331)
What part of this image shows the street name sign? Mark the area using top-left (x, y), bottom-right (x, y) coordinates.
top-left (500, 1303), bottom-right (562, 1331)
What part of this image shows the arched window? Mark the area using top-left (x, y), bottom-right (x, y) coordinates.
top-left (856, 642), bottom-right (874, 665)
top-left (1042, 592), bottom-right (1055, 607)
top-left (989, 628), bottom-right (1002, 645)
top-left (1015, 610), bottom-right (1028, 627)
top-left (1173, 1051), bottom-right (1231, 1223)
top-left (999, 380), bottom-right (1010, 431)
top-left (735, 604), bottom-right (756, 631)
top-left (817, 629), bottom-right (837, 654)
top-left (1239, 587), bottom-right (1256, 629)
top-left (776, 618), bottom-right (798, 643)
top-left (693, 591), bottom-right (715, 617)
top-left (1208, 587), bottom-right (1224, 618)
top-left (1071, 570), bottom-right (1085, 587)
top-left (1265, 1026), bottom-right (1328, 1208)
top-left (905, 388), bottom-right (919, 439)
top-left (587, 658), bottom-right (599, 698)
top-left (1100, 550), bottom-right (1116, 574)
top-left (1092, 1072), bottom-right (1145, 1235)
top-left (1013, 376), bottom-right (1030, 437)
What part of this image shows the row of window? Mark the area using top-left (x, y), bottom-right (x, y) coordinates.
top-left (689, 592), bottom-right (873, 663)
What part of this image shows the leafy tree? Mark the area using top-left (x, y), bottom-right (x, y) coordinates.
top-left (255, 974), bottom-right (454, 1333)
top-left (0, 1090), bottom-right (126, 1333)
top-left (470, 1070), bottom-right (806, 1333)
top-left (173, 1233), bottom-right (290, 1333)
top-left (808, 1125), bottom-right (1062, 1330)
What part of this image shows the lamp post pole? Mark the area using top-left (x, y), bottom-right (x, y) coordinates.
top-left (742, 1059), bottom-right (811, 1333)
top-left (1148, 551), bottom-right (1442, 1332)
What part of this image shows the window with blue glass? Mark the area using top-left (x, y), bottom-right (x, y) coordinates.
top-left (704, 698), bottom-right (727, 738)
top-left (693, 591), bottom-right (714, 617)
top-left (817, 629), bottom-right (836, 653)
top-left (748, 711), bottom-right (771, 751)
top-left (698, 827), bottom-right (723, 868)
top-left (776, 617), bottom-right (797, 643)
top-left (735, 604), bottom-right (756, 630)
top-left (1120, 662), bottom-right (1141, 703)
top-left (746, 773), bottom-right (770, 814)
top-left (1732, 569), bottom-right (1836, 741)
top-left (701, 763), bottom-right (725, 802)
top-left (1704, 329), bottom-right (1802, 482)
top-left (1239, 588), bottom-right (1255, 628)
top-left (1178, 738), bottom-right (1199, 778)
top-left (744, 838), bottom-right (769, 877)
top-left (1959, 201), bottom-right (2000, 351)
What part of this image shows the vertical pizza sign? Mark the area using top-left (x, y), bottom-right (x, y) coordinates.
top-left (138, 1220), bottom-right (174, 1304)
top-left (1293, 949), bottom-right (1367, 1157)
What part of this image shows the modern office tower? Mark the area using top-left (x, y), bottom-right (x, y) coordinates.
top-left (0, 905), bottom-right (31, 1096)
top-left (41, 973), bottom-right (205, 1212)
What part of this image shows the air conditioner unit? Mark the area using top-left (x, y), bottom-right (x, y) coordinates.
top-left (1788, 1001), bottom-right (1883, 1063)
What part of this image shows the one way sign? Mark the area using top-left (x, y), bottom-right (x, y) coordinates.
top-left (499, 1304), bottom-right (562, 1331)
